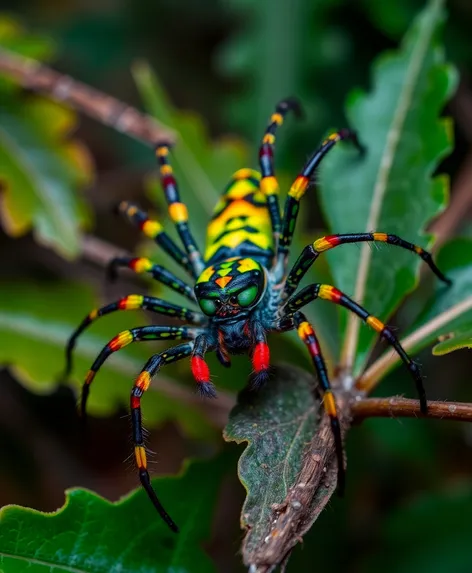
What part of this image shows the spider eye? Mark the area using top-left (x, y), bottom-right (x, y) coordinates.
top-left (230, 295), bottom-right (238, 304)
top-left (198, 298), bottom-right (217, 316)
top-left (237, 285), bottom-right (259, 307)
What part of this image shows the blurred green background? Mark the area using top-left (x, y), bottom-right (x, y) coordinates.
top-left (1, 0), bottom-right (472, 571)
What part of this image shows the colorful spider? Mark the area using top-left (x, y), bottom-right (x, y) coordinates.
top-left (64, 98), bottom-right (451, 533)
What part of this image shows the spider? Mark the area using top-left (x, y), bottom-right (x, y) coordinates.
top-left (64, 98), bottom-right (451, 533)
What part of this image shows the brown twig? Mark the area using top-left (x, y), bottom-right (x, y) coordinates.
top-left (243, 379), bottom-right (472, 571)
top-left (0, 47), bottom-right (176, 146)
top-left (243, 375), bottom-right (351, 572)
top-left (352, 395), bottom-right (472, 422)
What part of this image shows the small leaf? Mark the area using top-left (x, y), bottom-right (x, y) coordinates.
top-left (363, 487), bottom-right (472, 573)
top-left (0, 95), bottom-right (93, 258)
top-left (0, 456), bottom-right (230, 573)
top-left (411, 238), bottom-right (472, 353)
top-left (0, 18), bottom-right (94, 259)
top-left (319, 0), bottom-right (456, 374)
top-left (223, 365), bottom-right (323, 557)
top-left (0, 281), bottom-right (213, 438)
top-left (432, 325), bottom-right (472, 355)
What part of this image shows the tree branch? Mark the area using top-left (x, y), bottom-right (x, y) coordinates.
top-left (0, 47), bottom-right (176, 146)
top-left (351, 395), bottom-right (472, 422)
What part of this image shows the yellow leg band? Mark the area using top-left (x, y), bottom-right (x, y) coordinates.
top-left (135, 446), bottom-right (147, 468)
top-left (324, 391), bottom-right (337, 417)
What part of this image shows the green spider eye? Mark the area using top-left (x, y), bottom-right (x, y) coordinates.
top-left (198, 298), bottom-right (218, 316)
top-left (237, 285), bottom-right (259, 307)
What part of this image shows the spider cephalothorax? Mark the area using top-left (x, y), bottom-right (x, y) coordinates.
top-left (194, 257), bottom-right (267, 319)
top-left (64, 97), bottom-right (451, 533)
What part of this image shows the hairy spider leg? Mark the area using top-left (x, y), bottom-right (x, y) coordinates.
top-left (118, 201), bottom-right (193, 276)
top-left (250, 323), bottom-right (271, 389)
top-left (63, 296), bottom-right (206, 381)
top-left (107, 256), bottom-right (196, 302)
top-left (155, 144), bottom-right (205, 277)
top-left (259, 97), bottom-right (302, 246)
top-left (285, 284), bottom-right (428, 412)
top-left (131, 342), bottom-right (194, 533)
top-left (293, 312), bottom-right (345, 493)
top-left (284, 232), bottom-right (452, 299)
top-left (80, 325), bottom-right (198, 417)
top-left (277, 129), bottom-right (362, 275)
top-left (191, 334), bottom-right (217, 398)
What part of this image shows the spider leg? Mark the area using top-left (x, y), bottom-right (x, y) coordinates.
top-left (191, 334), bottom-right (217, 398)
top-left (80, 325), bottom-right (199, 417)
top-left (249, 322), bottom-right (271, 389)
top-left (131, 341), bottom-right (194, 533)
top-left (107, 256), bottom-right (196, 302)
top-left (283, 232), bottom-right (451, 299)
top-left (277, 130), bottom-right (362, 275)
top-left (259, 97), bottom-right (302, 247)
top-left (63, 296), bottom-right (205, 381)
top-left (291, 311), bottom-right (345, 493)
top-left (118, 201), bottom-right (193, 276)
top-left (155, 144), bottom-right (205, 278)
top-left (285, 283), bottom-right (427, 413)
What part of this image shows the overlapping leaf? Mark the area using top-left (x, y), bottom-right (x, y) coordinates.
top-left (0, 281), bottom-right (213, 438)
top-left (319, 0), bottom-right (456, 374)
top-left (0, 456), bottom-right (230, 573)
top-left (0, 17), bottom-right (93, 259)
top-left (223, 365), bottom-right (324, 558)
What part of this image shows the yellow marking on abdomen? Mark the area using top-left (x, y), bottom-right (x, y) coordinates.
top-left (205, 202), bottom-right (272, 260)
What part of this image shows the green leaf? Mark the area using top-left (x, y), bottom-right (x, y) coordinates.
top-left (0, 18), bottom-right (94, 259)
top-left (223, 365), bottom-right (326, 556)
top-left (319, 0), bottom-right (457, 375)
top-left (0, 15), bottom-right (55, 70)
top-left (0, 281), bottom-right (214, 439)
top-left (432, 325), bottom-right (472, 355)
top-left (410, 238), bottom-right (472, 354)
top-left (0, 456), bottom-right (230, 573)
top-left (0, 96), bottom-right (92, 259)
top-left (133, 62), bottom-right (248, 249)
top-left (363, 487), bottom-right (472, 573)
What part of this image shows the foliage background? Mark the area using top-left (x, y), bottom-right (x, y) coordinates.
top-left (1, 0), bottom-right (472, 571)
